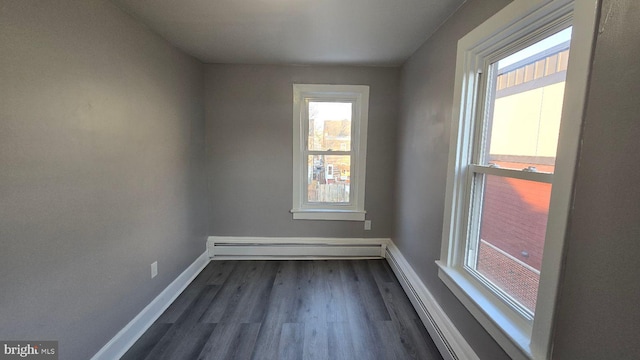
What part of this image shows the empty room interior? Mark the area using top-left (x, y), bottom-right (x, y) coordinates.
top-left (2, 0), bottom-right (639, 359)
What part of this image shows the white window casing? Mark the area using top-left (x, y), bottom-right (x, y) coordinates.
top-left (291, 84), bottom-right (369, 221)
top-left (437, 0), bottom-right (599, 359)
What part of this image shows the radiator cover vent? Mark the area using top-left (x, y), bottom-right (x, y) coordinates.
top-left (207, 237), bottom-right (389, 260)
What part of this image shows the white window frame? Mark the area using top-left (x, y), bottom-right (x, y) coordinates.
top-left (291, 84), bottom-right (369, 221)
top-left (436, 0), bottom-right (598, 359)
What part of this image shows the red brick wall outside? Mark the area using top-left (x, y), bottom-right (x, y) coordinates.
top-left (479, 162), bottom-right (552, 270)
top-left (473, 160), bottom-right (552, 312)
top-left (477, 240), bottom-right (540, 312)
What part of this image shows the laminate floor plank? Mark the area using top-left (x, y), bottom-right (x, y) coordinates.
top-left (339, 262), bottom-right (387, 360)
top-left (155, 261), bottom-right (225, 324)
top-left (263, 261), bottom-right (298, 324)
top-left (250, 261), bottom-right (298, 360)
top-left (206, 260), bottom-right (238, 286)
top-left (278, 323), bottom-right (304, 360)
top-left (232, 261), bottom-right (280, 323)
top-left (249, 319), bottom-right (282, 360)
top-left (175, 285), bottom-right (222, 328)
top-left (225, 323), bottom-right (263, 360)
top-left (346, 316), bottom-right (389, 360)
top-left (204, 260), bottom-right (279, 324)
top-left (413, 317), bottom-right (442, 357)
top-left (338, 261), bottom-right (371, 323)
top-left (197, 322), bottom-right (261, 360)
top-left (163, 323), bottom-right (217, 360)
top-left (376, 276), bottom-right (421, 341)
top-left (156, 278), bottom-right (209, 323)
top-left (120, 323), bottom-right (171, 360)
top-left (321, 261), bottom-right (349, 323)
top-left (192, 262), bottom-right (222, 286)
top-left (374, 267), bottom-right (443, 359)
top-left (144, 323), bottom-right (216, 360)
top-left (327, 321), bottom-right (356, 360)
top-left (123, 260), bottom-right (444, 360)
top-left (291, 261), bottom-right (318, 323)
top-left (400, 319), bottom-right (443, 360)
top-left (377, 276), bottom-right (418, 319)
top-left (302, 321), bottom-right (328, 360)
top-left (199, 261), bottom-right (269, 323)
top-left (367, 259), bottom-right (396, 283)
top-left (351, 260), bottom-right (392, 321)
top-left (292, 261), bottom-right (337, 324)
top-left (377, 320), bottom-right (412, 360)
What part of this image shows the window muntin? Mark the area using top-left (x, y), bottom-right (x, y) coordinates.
top-left (464, 27), bottom-right (572, 318)
top-left (291, 84), bottom-right (369, 221)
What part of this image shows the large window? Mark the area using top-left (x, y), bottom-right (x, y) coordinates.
top-left (466, 27), bottom-right (571, 318)
top-left (291, 84), bottom-right (369, 221)
top-left (438, 0), bottom-right (597, 359)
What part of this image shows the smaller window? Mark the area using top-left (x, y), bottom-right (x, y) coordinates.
top-left (291, 84), bottom-right (369, 221)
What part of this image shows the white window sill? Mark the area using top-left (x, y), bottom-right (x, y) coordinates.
top-left (290, 209), bottom-right (366, 221)
top-left (436, 261), bottom-right (533, 360)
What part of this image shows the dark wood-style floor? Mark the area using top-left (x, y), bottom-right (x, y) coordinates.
top-left (122, 260), bottom-right (443, 360)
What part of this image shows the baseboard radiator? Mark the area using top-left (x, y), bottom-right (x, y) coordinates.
top-left (207, 236), bottom-right (389, 260)
top-left (384, 242), bottom-right (479, 360)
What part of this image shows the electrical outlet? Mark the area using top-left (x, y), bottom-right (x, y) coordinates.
top-left (364, 220), bottom-right (372, 230)
top-left (151, 261), bottom-right (158, 278)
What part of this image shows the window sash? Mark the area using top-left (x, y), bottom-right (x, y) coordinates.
top-left (303, 98), bottom-right (356, 153)
top-left (463, 170), bottom-right (547, 320)
top-left (302, 98), bottom-right (356, 207)
top-left (291, 84), bottom-right (369, 219)
top-left (469, 165), bottom-right (553, 183)
top-left (303, 153), bottom-right (353, 207)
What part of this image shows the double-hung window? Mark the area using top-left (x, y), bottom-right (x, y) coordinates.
top-left (291, 84), bottom-right (369, 221)
top-left (437, 0), bottom-right (598, 359)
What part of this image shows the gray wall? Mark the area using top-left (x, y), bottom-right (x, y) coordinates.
top-left (551, 0), bottom-right (640, 358)
top-left (0, 1), bottom-right (207, 359)
top-left (394, 0), bottom-right (512, 359)
top-left (205, 64), bottom-right (399, 238)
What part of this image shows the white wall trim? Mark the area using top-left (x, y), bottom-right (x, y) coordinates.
top-left (208, 236), bottom-right (388, 260)
top-left (385, 241), bottom-right (479, 360)
top-left (91, 251), bottom-right (210, 360)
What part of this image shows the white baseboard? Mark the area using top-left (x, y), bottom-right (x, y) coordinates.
top-left (91, 251), bottom-right (210, 360)
top-left (207, 236), bottom-right (389, 260)
top-left (385, 241), bottom-right (480, 360)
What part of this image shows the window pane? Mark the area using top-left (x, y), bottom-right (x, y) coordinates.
top-left (470, 175), bottom-right (551, 314)
top-left (482, 27), bottom-right (572, 173)
top-left (307, 155), bottom-right (350, 203)
top-left (308, 102), bottom-right (352, 151)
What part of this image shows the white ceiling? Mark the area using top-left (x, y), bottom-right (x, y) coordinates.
top-left (111, 0), bottom-right (465, 66)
